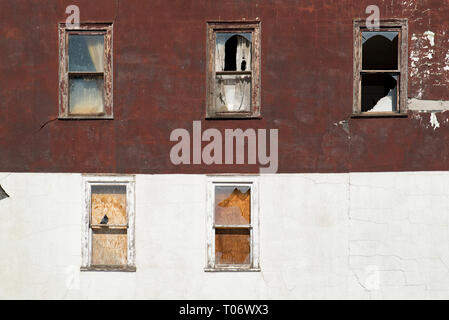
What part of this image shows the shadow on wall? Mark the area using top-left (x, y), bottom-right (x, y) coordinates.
top-left (0, 185), bottom-right (9, 200)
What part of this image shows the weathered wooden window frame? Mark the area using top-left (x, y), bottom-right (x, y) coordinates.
top-left (59, 23), bottom-right (113, 119)
top-left (205, 176), bottom-right (260, 272)
top-left (206, 21), bottom-right (261, 119)
top-left (353, 19), bottom-right (408, 117)
top-left (81, 175), bottom-right (136, 272)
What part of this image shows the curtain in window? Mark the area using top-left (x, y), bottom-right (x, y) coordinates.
top-left (215, 75), bottom-right (251, 112)
top-left (236, 36), bottom-right (251, 71)
top-left (85, 36), bottom-right (104, 72)
top-left (216, 38), bottom-right (226, 72)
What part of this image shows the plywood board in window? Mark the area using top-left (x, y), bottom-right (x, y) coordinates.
top-left (91, 185), bottom-right (127, 225)
top-left (215, 187), bottom-right (251, 225)
top-left (215, 228), bottom-right (250, 265)
top-left (91, 229), bottom-right (127, 266)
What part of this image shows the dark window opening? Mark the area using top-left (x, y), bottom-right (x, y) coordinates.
top-left (361, 73), bottom-right (398, 112)
top-left (224, 35), bottom-right (238, 71)
top-left (362, 32), bottom-right (399, 70)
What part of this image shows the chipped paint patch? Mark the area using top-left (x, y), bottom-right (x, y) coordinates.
top-left (423, 31), bottom-right (435, 46)
top-left (408, 98), bottom-right (449, 111)
top-left (444, 53), bottom-right (449, 71)
top-left (334, 120), bottom-right (349, 134)
top-left (430, 113), bottom-right (440, 130)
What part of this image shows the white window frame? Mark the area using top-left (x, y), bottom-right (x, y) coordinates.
top-left (205, 176), bottom-right (260, 272)
top-left (81, 175), bottom-right (136, 272)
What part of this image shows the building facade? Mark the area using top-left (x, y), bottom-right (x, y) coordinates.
top-left (1, 0), bottom-right (449, 299)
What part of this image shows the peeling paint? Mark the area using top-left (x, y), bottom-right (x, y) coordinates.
top-left (444, 53), bottom-right (449, 71)
top-left (430, 113), bottom-right (440, 130)
top-left (334, 120), bottom-right (349, 134)
top-left (423, 31), bottom-right (435, 47)
top-left (408, 98), bottom-right (449, 111)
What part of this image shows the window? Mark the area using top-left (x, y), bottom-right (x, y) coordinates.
top-left (353, 19), bottom-right (408, 116)
top-left (81, 176), bottom-right (135, 272)
top-left (206, 21), bottom-right (261, 119)
top-left (59, 23), bottom-right (113, 119)
top-left (206, 177), bottom-right (260, 271)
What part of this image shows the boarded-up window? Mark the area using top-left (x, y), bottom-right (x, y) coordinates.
top-left (206, 178), bottom-right (260, 271)
top-left (353, 19), bottom-right (408, 116)
top-left (59, 23), bottom-right (113, 119)
top-left (207, 22), bottom-right (261, 118)
top-left (82, 177), bottom-right (135, 272)
top-left (90, 186), bottom-right (127, 266)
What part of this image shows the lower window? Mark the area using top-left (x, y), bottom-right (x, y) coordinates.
top-left (81, 176), bottom-right (136, 272)
top-left (206, 177), bottom-right (260, 271)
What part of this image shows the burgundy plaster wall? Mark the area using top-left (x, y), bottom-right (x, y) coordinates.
top-left (0, 0), bottom-right (448, 174)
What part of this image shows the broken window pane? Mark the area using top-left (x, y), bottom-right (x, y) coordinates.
top-left (91, 185), bottom-right (127, 226)
top-left (362, 73), bottom-right (398, 112)
top-left (216, 33), bottom-right (252, 72)
top-left (215, 75), bottom-right (251, 112)
top-left (69, 77), bottom-right (104, 115)
top-left (215, 186), bottom-right (251, 225)
top-left (91, 229), bottom-right (128, 266)
top-left (362, 31), bottom-right (398, 70)
top-left (69, 34), bottom-right (105, 72)
top-left (215, 229), bottom-right (250, 265)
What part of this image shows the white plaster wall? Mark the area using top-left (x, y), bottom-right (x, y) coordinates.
top-left (0, 172), bottom-right (448, 299)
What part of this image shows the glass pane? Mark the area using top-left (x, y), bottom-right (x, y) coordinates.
top-left (91, 229), bottom-right (127, 266)
top-left (91, 185), bottom-right (127, 225)
top-left (215, 186), bottom-right (251, 225)
top-left (362, 31), bottom-right (398, 70)
top-left (215, 75), bottom-right (251, 112)
top-left (69, 77), bottom-right (104, 115)
top-left (215, 229), bottom-right (250, 265)
top-left (361, 73), bottom-right (398, 112)
top-left (216, 33), bottom-right (252, 72)
top-left (69, 34), bottom-right (105, 72)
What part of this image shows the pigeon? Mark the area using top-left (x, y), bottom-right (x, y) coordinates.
top-left (100, 214), bottom-right (109, 225)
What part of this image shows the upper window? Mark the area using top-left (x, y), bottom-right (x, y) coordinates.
top-left (353, 19), bottom-right (408, 116)
top-left (206, 21), bottom-right (261, 119)
top-left (205, 177), bottom-right (260, 272)
top-left (59, 23), bottom-right (113, 119)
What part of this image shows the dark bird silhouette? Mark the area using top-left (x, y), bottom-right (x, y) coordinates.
top-left (100, 214), bottom-right (109, 225)
top-left (241, 60), bottom-right (247, 71)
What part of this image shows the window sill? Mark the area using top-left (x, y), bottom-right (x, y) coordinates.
top-left (206, 114), bottom-right (262, 120)
top-left (58, 116), bottom-right (114, 120)
top-left (351, 112), bottom-right (408, 118)
top-left (204, 267), bottom-right (261, 272)
top-left (81, 265), bottom-right (136, 272)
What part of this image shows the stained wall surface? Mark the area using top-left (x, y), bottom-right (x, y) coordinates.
top-left (1, 172), bottom-right (449, 299)
top-left (1, 0), bottom-right (449, 174)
